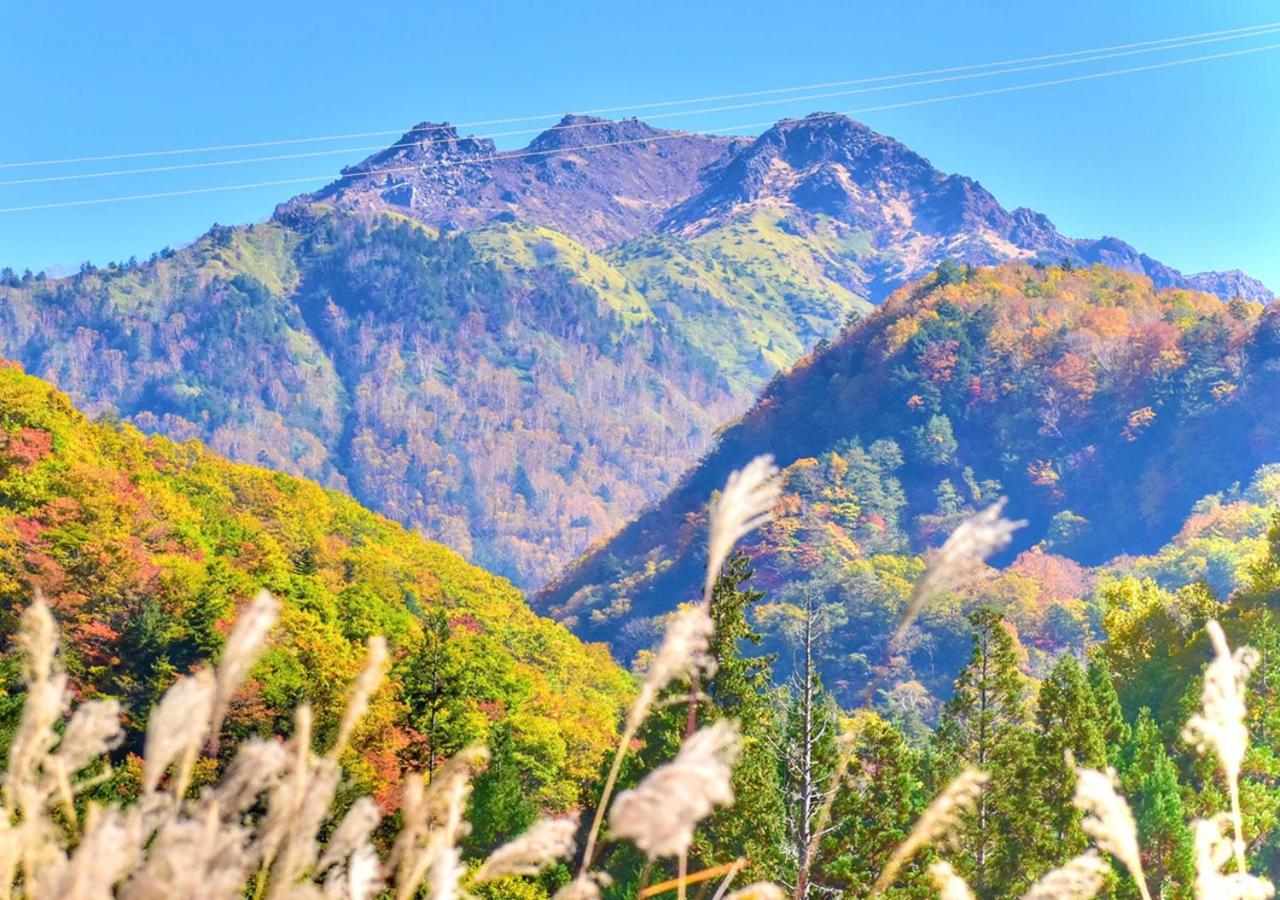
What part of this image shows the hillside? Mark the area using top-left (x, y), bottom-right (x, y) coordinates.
top-left (0, 361), bottom-right (630, 808)
top-left (536, 263), bottom-right (1280, 703)
top-left (1, 113), bottom-right (1271, 590)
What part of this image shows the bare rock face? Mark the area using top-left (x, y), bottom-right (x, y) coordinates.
top-left (296, 111), bottom-right (1273, 301)
top-left (297, 115), bottom-right (749, 248)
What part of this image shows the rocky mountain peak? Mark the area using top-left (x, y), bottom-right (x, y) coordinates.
top-left (525, 114), bottom-right (670, 152)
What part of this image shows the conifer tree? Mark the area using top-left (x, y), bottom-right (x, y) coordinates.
top-left (1121, 710), bottom-right (1194, 899)
top-left (467, 720), bottom-right (537, 853)
top-left (1007, 654), bottom-right (1107, 891)
top-left (932, 607), bottom-right (1027, 898)
top-left (816, 712), bottom-right (929, 897)
top-left (697, 553), bottom-right (789, 883)
top-left (1087, 655), bottom-right (1130, 766)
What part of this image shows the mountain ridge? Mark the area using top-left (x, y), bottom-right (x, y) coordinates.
top-left (1, 112), bottom-right (1271, 591)
top-left (534, 263), bottom-right (1280, 670)
top-left (299, 112), bottom-right (1272, 302)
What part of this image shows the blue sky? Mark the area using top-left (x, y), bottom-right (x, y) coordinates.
top-left (3, 0), bottom-right (1278, 287)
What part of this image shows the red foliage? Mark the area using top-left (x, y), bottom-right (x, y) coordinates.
top-left (917, 340), bottom-right (961, 383)
top-left (0, 427), bottom-right (52, 470)
top-left (1009, 547), bottom-right (1094, 604)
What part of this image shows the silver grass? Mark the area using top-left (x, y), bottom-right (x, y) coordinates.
top-left (206, 737), bottom-right (290, 817)
top-left (1183, 620), bottom-right (1259, 874)
top-left (1193, 815), bottom-right (1275, 900)
top-left (552, 873), bottom-right (611, 900)
top-left (331, 636), bottom-right (388, 760)
top-left (142, 667), bottom-right (215, 796)
top-left (929, 862), bottom-right (976, 900)
top-left (389, 746), bottom-right (486, 900)
top-left (6, 598), bottom-right (68, 803)
top-left (642, 606), bottom-right (715, 709)
top-left (210, 590), bottom-right (279, 741)
top-left (704, 454), bottom-right (781, 605)
top-left (472, 814), bottom-right (579, 882)
top-left (724, 885), bottom-right (786, 900)
top-left (119, 805), bottom-right (256, 900)
top-left (873, 768), bottom-right (988, 894)
top-left (1072, 766), bottom-right (1150, 900)
top-left (610, 720), bottom-right (740, 859)
top-left (318, 797), bottom-right (381, 873)
top-left (888, 499), bottom-right (1025, 654)
top-left (324, 842), bottom-right (383, 900)
top-left (48, 805), bottom-right (141, 900)
top-left (579, 602), bottom-right (716, 876)
top-left (1021, 852), bottom-right (1109, 900)
top-left (54, 699), bottom-right (122, 776)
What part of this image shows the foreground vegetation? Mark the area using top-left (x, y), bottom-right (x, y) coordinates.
top-left (0, 361), bottom-right (630, 814)
top-left (3, 448), bottom-right (1280, 898)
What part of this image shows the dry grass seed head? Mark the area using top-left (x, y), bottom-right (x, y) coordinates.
top-left (1021, 851), bottom-right (1109, 900)
top-left (928, 862), bottom-right (976, 900)
top-left (723, 885), bottom-right (786, 900)
top-left (1192, 815), bottom-right (1275, 900)
top-left (609, 720), bottom-right (740, 859)
top-left (704, 455), bottom-right (781, 604)
top-left (873, 768), bottom-right (988, 894)
top-left (142, 667), bottom-right (215, 794)
top-left (1072, 766), bottom-right (1147, 898)
top-left (552, 873), bottom-right (612, 900)
top-left (473, 814), bottom-right (579, 883)
top-left (210, 590), bottom-right (279, 740)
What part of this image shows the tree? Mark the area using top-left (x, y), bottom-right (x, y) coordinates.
top-left (913, 414), bottom-right (958, 467)
top-left (932, 608), bottom-right (1027, 897)
top-left (1121, 710), bottom-right (1194, 899)
top-left (1087, 656), bottom-right (1129, 767)
top-left (467, 721), bottom-right (537, 853)
top-left (697, 554), bottom-right (788, 883)
top-left (777, 585), bottom-right (842, 898)
top-left (1005, 654), bottom-right (1107, 890)
top-left (816, 712), bottom-right (929, 897)
top-left (400, 609), bottom-right (468, 778)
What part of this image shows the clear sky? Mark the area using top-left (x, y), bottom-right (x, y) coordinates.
top-left (3, 0), bottom-right (1278, 287)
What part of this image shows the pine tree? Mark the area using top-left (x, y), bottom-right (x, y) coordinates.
top-left (400, 609), bottom-right (468, 778)
top-left (1121, 710), bottom-right (1194, 899)
top-left (932, 607), bottom-right (1028, 898)
top-left (816, 712), bottom-right (929, 897)
top-left (1087, 655), bottom-right (1130, 767)
top-left (696, 553), bottom-right (789, 883)
top-left (467, 721), bottom-right (537, 853)
top-left (1005, 654), bottom-right (1107, 892)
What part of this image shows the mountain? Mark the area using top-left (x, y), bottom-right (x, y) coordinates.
top-left (306, 113), bottom-right (1275, 303)
top-left (0, 360), bottom-right (630, 808)
top-left (534, 263), bottom-right (1280, 703)
top-left (1, 114), bottom-right (1271, 590)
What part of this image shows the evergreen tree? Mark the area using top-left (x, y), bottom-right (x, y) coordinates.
top-left (1005, 654), bottom-right (1107, 892)
top-left (696, 553), bottom-right (789, 883)
top-left (816, 712), bottom-right (930, 897)
top-left (467, 721), bottom-right (537, 853)
top-left (932, 608), bottom-right (1027, 898)
top-left (1087, 655), bottom-right (1130, 767)
top-left (400, 609), bottom-right (468, 778)
top-left (1121, 710), bottom-right (1194, 899)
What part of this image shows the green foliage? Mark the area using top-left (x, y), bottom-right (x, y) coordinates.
top-left (0, 362), bottom-right (631, 808)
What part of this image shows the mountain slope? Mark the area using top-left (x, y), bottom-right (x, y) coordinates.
top-left (0, 361), bottom-right (630, 807)
top-left (535, 264), bottom-right (1280, 675)
top-left (1, 113), bottom-right (1270, 590)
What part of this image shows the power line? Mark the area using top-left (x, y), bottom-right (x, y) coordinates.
top-left (2, 19), bottom-right (1278, 171)
top-left (2, 39), bottom-right (1276, 215)
top-left (4, 24), bottom-right (1278, 189)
